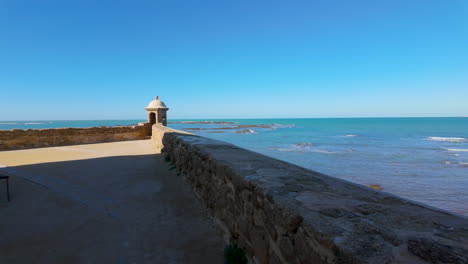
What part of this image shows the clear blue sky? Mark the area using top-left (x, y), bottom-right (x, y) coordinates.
top-left (1, 0), bottom-right (467, 120)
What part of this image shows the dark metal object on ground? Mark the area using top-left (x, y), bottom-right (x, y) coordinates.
top-left (0, 175), bottom-right (10, 202)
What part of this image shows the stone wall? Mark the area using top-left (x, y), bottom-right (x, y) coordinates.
top-left (0, 124), bottom-right (148, 151)
top-left (152, 124), bottom-right (468, 264)
top-left (138, 122), bottom-right (153, 137)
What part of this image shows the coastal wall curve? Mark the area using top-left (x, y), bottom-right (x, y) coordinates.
top-left (152, 124), bottom-right (468, 264)
top-left (0, 124), bottom-right (149, 151)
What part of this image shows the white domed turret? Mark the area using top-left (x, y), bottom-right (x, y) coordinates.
top-left (145, 96), bottom-right (168, 110)
top-left (145, 96), bottom-right (169, 126)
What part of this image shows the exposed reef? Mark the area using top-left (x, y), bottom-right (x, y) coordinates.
top-left (183, 124), bottom-right (273, 131)
top-left (169, 121), bottom-right (236, 125)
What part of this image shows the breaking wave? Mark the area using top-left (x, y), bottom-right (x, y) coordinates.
top-left (427, 137), bottom-right (467, 143)
top-left (271, 143), bottom-right (339, 154)
top-left (272, 124), bottom-right (294, 128)
top-left (268, 124), bottom-right (295, 130)
top-left (447, 149), bottom-right (468, 152)
top-left (443, 161), bottom-right (468, 167)
top-left (295, 143), bottom-right (315, 147)
top-left (236, 129), bottom-right (255, 134)
top-left (272, 148), bottom-right (337, 154)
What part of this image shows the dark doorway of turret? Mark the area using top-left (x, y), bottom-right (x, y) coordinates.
top-left (149, 112), bottom-right (156, 125)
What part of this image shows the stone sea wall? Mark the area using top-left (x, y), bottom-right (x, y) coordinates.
top-left (0, 124), bottom-right (148, 151)
top-left (152, 124), bottom-right (468, 264)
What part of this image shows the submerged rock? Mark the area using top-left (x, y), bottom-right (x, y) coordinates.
top-left (367, 184), bottom-right (383, 191)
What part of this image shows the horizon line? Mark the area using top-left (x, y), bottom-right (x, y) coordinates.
top-left (0, 116), bottom-right (467, 122)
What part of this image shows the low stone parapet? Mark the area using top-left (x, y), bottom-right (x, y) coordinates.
top-left (152, 124), bottom-right (468, 264)
top-left (0, 125), bottom-right (148, 151)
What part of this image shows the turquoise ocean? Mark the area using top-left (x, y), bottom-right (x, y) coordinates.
top-left (1, 118), bottom-right (467, 216)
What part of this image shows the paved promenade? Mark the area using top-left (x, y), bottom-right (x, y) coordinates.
top-left (0, 140), bottom-right (223, 264)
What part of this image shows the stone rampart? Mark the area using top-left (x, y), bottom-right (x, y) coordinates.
top-left (0, 124), bottom-right (148, 151)
top-left (152, 124), bottom-right (468, 264)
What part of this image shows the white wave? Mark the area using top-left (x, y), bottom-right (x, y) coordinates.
top-left (447, 149), bottom-right (468, 152)
top-left (0, 123), bottom-right (17, 125)
top-left (444, 161), bottom-right (468, 166)
top-left (24, 122), bottom-right (44, 125)
top-left (308, 149), bottom-right (337, 154)
top-left (273, 148), bottom-right (296, 152)
top-left (427, 137), bottom-right (467, 143)
top-left (237, 129), bottom-right (255, 134)
top-left (344, 134), bottom-right (358, 137)
top-left (271, 145), bottom-right (337, 154)
top-left (295, 143), bottom-right (315, 147)
top-left (270, 124), bottom-right (295, 129)
top-left (0, 164), bottom-right (7, 168)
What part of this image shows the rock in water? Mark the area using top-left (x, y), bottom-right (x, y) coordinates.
top-left (367, 184), bottom-right (383, 191)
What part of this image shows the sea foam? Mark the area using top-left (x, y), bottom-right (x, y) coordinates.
top-left (427, 137), bottom-right (467, 143)
top-left (272, 143), bottom-right (338, 154)
top-left (447, 149), bottom-right (468, 152)
top-left (295, 143), bottom-right (315, 147)
top-left (236, 129), bottom-right (255, 134)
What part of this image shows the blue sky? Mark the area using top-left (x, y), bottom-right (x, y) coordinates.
top-left (1, 0), bottom-right (467, 120)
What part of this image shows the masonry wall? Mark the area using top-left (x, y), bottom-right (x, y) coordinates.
top-left (152, 124), bottom-right (468, 264)
top-left (0, 125), bottom-right (148, 151)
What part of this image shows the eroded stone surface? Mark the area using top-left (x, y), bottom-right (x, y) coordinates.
top-left (408, 238), bottom-right (467, 264)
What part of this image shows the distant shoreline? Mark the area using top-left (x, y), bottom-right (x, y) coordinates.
top-left (0, 116), bottom-right (467, 123)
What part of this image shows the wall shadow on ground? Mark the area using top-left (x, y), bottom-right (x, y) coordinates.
top-left (0, 154), bottom-right (224, 264)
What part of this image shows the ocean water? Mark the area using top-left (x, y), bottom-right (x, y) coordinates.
top-left (1, 118), bottom-right (467, 216)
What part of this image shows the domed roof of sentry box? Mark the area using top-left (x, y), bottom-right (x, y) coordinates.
top-left (145, 96), bottom-right (168, 110)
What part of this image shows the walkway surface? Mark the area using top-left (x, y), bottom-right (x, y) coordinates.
top-left (0, 140), bottom-right (224, 264)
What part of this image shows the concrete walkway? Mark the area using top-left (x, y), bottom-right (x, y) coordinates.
top-left (0, 140), bottom-right (224, 264)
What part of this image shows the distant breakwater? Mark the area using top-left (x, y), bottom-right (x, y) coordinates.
top-left (0, 123), bottom-right (151, 151)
